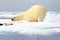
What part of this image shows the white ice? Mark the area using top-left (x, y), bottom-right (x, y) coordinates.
top-left (0, 11), bottom-right (60, 35)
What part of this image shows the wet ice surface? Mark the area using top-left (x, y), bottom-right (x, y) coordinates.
top-left (0, 12), bottom-right (60, 40)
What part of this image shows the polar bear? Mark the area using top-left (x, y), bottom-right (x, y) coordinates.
top-left (12, 5), bottom-right (46, 22)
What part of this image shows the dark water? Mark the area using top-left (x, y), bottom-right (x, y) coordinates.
top-left (0, 32), bottom-right (60, 40)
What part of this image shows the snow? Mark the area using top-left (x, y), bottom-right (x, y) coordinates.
top-left (0, 11), bottom-right (60, 35)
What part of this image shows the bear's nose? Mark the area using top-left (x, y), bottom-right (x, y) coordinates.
top-left (11, 18), bottom-right (14, 21)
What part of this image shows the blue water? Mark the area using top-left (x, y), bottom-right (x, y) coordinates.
top-left (0, 32), bottom-right (60, 40)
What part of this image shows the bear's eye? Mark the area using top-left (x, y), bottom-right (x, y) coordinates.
top-left (14, 17), bottom-right (15, 19)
